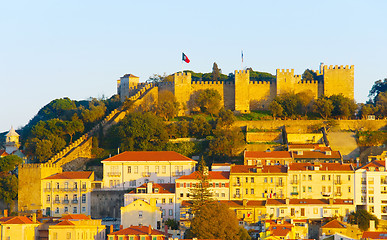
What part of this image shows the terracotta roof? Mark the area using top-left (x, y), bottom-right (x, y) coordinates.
top-left (131, 183), bottom-right (175, 194)
top-left (321, 219), bottom-right (347, 228)
top-left (102, 151), bottom-right (195, 162)
top-left (59, 214), bottom-right (91, 220)
top-left (358, 160), bottom-right (386, 171)
top-left (245, 151), bottom-right (292, 159)
top-left (44, 171), bottom-right (93, 180)
top-left (212, 163), bottom-right (233, 166)
top-left (55, 220), bottom-right (75, 226)
top-left (289, 163), bottom-right (354, 171)
top-left (270, 225), bottom-right (292, 237)
top-left (109, 226), bottom-right (165, 236)
top-left (362, 231), bottom-right (387, 239)
top-left (0, 216), bottom-right (36, 224)
top-left (0, 150), bottom-right (8, 157)
top-left (292, 150), bottom-right (341, 159)
top-left (177, 171), bottom-right (229, 180)
top-left (266, 199), bottom-right (286, 205)
top-left (231, 165), bottom-right (287, 174)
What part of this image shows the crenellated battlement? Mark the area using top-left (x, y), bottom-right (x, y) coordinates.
top-left (276, 69), bottom-right (294, 74)
top-left (175, 72), bottom-right (191, 77)
top-left (191, 80), bottom-right (224, 85)
top-left (298, 80), bottom-right (318, 84)
top-left (249, 80), bottom-right (272, 85)
top-left (324, 65), bottom-right (354, 70)
top-left (20, 163), bottom-right (59, 168)
top-left (234, 70), bottom-right (249, 75)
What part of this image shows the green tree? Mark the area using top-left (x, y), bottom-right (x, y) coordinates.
top-left (369, 78), bottom-right (387, 102)
top-left (0, 175), bottom-right (18, 205)
top-left (348, 209), bottom-right (378, 231)
top-left (301, 69), bottom-right (317, 82)
top-left (216, 108), bottom-right (236, 128)
top-left (374, 91), bottom-right (387, 117)
top-left (190, 116), bottom-right (212, 138)
top-left (269, 100), bottom-right (284, 119)
top-left (64, 115), bottom-right (84, 143)
top-left (190, 201), bottom-right (250, 240)
top-left (155, 90), bottom-right (179, 120)
top-left (209, 127), bottom-right (245, 160)
top-left (212, 62), bottom-right (221, 81)
top-left (107, 112), bottom-right (168, 151)
top-left (195, 89), bottom-right (222, 116)
top-left (189, 158), bottom-right (213, 214)
top-left (329, 94), bottom-right (357, 119)
top-left (0, 155), bottom-right (23, 172)
top-left (313, 96), bottom-right (334, 119)
top-left (178, 120), bottom-right (190, 138)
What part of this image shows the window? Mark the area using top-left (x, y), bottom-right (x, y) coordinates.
top-left (47, 195), bottom-right (51, 203)
top-left (322, 186), bottom-right (326, 192)
top-left (270, 178), bottom-right (273, 183)
top-left (246, 177), bottom-right (248, 183)
top-left (308, 175), bottom-right (312, 181)
top-left (74, 182), bottom-right (77, 189)
top-left (308, 187), bottom-right (312, 192)
top-left (313, 208), bottom-right (318, 214)
top-left (64, 207), bottom-right (68, 213)
top-left (155, 166), bottom-right (159, 173)
top-left (186, 193), bottom-right (190, 197)
top-left (322, 175), bottom-right (325, 181)
top-left (56, 182), bottom-right (60, 189)
top-left (162, 166), bottom-right (166, 174)
top-left (139, 211), bottom-right (143, 218)
top-left (237, 177), bottom-right (240, 184)
top-left (369, 197), bottom-right (374, 203)
top-left (64, 194), bottom-right (69, 201)
top-left (236, 189), bottom-right (240, 195)
top-left (251, 177), bottom-right (254, 183)
top-left (348, 175), bottom-right (351, 181)
top-left (82, 194), bottom-right (86, 203)
top-left (251, 189), bottom-right (254, 194)
top-left (162, 198), bottom-right (166, 204)
top-left (55, 207), bottom-right (59, 214)
top-left (73, 207), bottom-right (77, 214)
top-left (246, 188), bottom-right (248, 194)
top-left (64, 182), bottom-right (68, 189)
top-left (221, 193), bottom-right (225, 198)
top-left (134, 166), bottom-right (138, 174)
top-left (303, 186), bottom-right (306, 192)
top-left (145, 166), bottom-right (150, 174)
top-left (162, 209), bottom-right (166, 217)
top-left (348, 187), bottom-right (351, 193)
top-left (54, 232), bottom-right (58, 240)
top-left (82, 207), bottom-right (86, 212)
top-left (370, 206), bottom-right (374, 213)
top-left (169, 209), bottom-right (173, 216)
top-left (264, 178), bottom-right (267, 183)
top-left (82, 182), bottom-right (86, 189)
top-left (328, 175), bottom-right (331, 181)
top-left (180, 193), bottom-right (183, 198)
top-left (187, 183), bottom-right (190, 188)
top-left (73, 194), bottom-right (77, 201)
top-left (221, 183), bottom-right (225, 187)
top-left (169, 198), bottom-right (173, 204)
top-left (210, 183), bottom-right (213, 187)
top-left (215, 183), bottom-right (219, 187)
top-left (128, 166), bottom-right (131, 173)
top-left (66, 232), bottom-right (71, 239)
top-left (46, 182), bottom-right (51, 189)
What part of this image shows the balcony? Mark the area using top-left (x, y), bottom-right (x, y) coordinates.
top-left (234, 183), bottom-right (241, 186)
top-left (276, 183), bottom-right (284, 187)
top-left (290, 192), bottom-right (299, 196)
top-left (290, 180), bottom-right (298, 184)
top-left (72, 200), bottom-right (78, 204)
top-left (234, 194), bottom-right (241, 198)
top-left (334, 192), bottom-right (342, 196)
top-left (62, 200), bottom-right (69, 204)
top-left (44, 188), bottom-right (51, 192)
top-left (107, 172), bottom-right (121, 177)
top-left (382, 180), bottom-right (387, 185)
top-left (321, 192), bottom-right (332, 197)
top-left (382, 191), bottom-right (387, 194)
top-left (81, 188), bottom-right (87, 192)
top-left (361, 181), bottom-right (366, 185)
top-left (334, 180), bottom-right (342, 185)
top-left (142, 172), bottom-right (151, 177)
top-left (54, 200), bottom-right (60, 204)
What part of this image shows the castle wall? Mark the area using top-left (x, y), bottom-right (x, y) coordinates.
top-left (18, 164), bottom-right (62, 212)
top-left (235, 70), bottom-right (250, 113)
top-left (294, 80), bottom-right (319, 99)
top-left (323, 65), bottom-right (354, 99)
top-left (173, 72), bottom-right (192, 115)
top-left (248, 81), bottom-right (272, 110)
top-left (276, 69), bottom-right (300, 95)
top-left (191, 81), bottom-right (225, 109)
top-left (223, 82), bottom-right (235, 110)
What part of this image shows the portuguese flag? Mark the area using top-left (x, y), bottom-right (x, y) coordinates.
top-left (182, 53), bottom-right (190, 63)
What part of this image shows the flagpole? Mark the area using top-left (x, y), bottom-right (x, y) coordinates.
top-left (241, 50), bottom-right (243, 70)
top-left (182, 52), bottom-right (184, 74)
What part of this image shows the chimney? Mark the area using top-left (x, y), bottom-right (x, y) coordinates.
top-left (369, 220), bottom-right (376, 231)
top-left (4, 209), bottom-right (8, 217)
top-left (120, 225), bottom-right (123, 230)
top-left (148, 225), bottom-right (152, 235)
top-left (147, 182), bottom-right (153, 193)
top-left (356, 158), bottom-right (360, 168)
top-left (110, 225), bottom-right (114, 233)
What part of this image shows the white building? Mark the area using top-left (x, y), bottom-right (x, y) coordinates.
top-left (102, 151), bottom-right (197, 189)
top-left (124, 182), bottom-right (177, 220)
top-left (355, 160), bottom-right (387, 219)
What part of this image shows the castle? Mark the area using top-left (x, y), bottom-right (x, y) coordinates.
top-left (117, 63), bottom-right (354, 114)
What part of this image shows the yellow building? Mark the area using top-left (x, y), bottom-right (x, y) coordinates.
top-left (287, 163), bottom-right (355, 199)
top-left (41, 171), bottom-right (95, 217)
top-left (260, 219), bottom-right (309, 240)
top-left (121, 199), bottom-right (162, 230)
top-left (320, 219), bottom-right (361, 239)
top-left (230, 165), bottom-right (288, 200)
top-left (223, 199), bottom-right (266, 224)
top-left (0, 216), bottom-right (39, 240)
top-left (48, 214), bottom-right (105, 240)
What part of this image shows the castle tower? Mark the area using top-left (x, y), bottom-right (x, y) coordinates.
top-left (18, 163), bottom-right (62, 213)
top-left (118, 74), bottom-right (140, 102)
top-left (276, 69), bottom-right (297, 95)
top-left (234, 70), bottom-right (250, 113)
top-left (173, 72), bottom-right (192, 115)
top-left (4, 126), bottom-right (20, 154)
top-left (322, 65), bottom-right (354, 99)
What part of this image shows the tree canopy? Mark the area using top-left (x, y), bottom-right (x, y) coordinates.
top-left (189, 158), bottom-right (213, 214)
top-left (348, 209), bottom-right (378, 231)
top-left (209, 127), bottom-right (245, 161)
top-left (194, 89), bottom-right (222, 116)
top-left (154, 90), bottom-right (179, 120)
top-left (0, 155), bottom-right (23, 172)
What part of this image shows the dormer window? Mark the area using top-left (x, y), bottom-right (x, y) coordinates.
top-left (297, 151), bottom-right (303, 155)
top-left (154, 188), bottom-right (159, 193)
top-left (325, 151), bottom-right (332, 155)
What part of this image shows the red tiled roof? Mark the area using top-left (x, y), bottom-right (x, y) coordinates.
top-left (245, 151), bottom-right (292, 159)
top-left (109, 226), bottom-right (165, 236)
top-left (322, 219), bottom-right (347, 228)
top-left (358, 160), bottom-right (386, 171)
top-left (132, 183), bottom-right (175, 194)
top-left (55, 220), bottom-right (75, 226)
top-left (289, 163), bottom-right (354, 171)
top-left (266, 199), bottom-right (286, 205)
top-left (44, 171), bottom-right (93, 180)
top-left (231, 165), bottom-right (287, 174)
top-left (59, 214), bottom-right (91, 220)
top-left (102, 151), bottom-right (195, 162)
top-left (0, 150), bottom-right (9, 157)
top-left (0, 216), bottom-right (36, 224)
top-left (288, 144), bottom-right (326, 150)
top-left (270, 226), bottom-right (292, 237)
top-left (177, 171), bottom-right (229, 180)
top-left (362, 231), bottom-right (387, 239)
top-left (292, 150), bottom-right (341, 159)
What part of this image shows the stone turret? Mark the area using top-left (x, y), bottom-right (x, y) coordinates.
top-left (4, 126), bottom-right (20, 154)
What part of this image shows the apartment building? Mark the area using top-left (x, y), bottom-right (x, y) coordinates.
top-left (41, 171), bottom-right (95, 217)
top-left (121, 199), bottom-right (162, 230)
top-left (244, 150), bottom-right (292, 166)
top-left (229, 165), bottom-right (288, 201)
top-left (0, 215), bottom-right (39, 240)
top-left (124, 182), bottom-right (177, 220)
top-left (287, 163), bottom-right (355, 199)
top-left (355, 160), bottom-right (387, 219)
top-left (102, 151), bottom-right (196, 189)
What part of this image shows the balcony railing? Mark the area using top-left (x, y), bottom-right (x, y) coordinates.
top-left (234, 183), bottom-right (241, 186)
top-left (276, 182), bottom-right (284, 187)
top-left (321, 192), bottom-right (331, 197)
top-left (172, 172), bottom-right (184, 177)
top-left (290, 192), bottom-right (299, 196)
top-left (44, 188), bottom-right (51, 192)
top-left (54, 200), bottom-right (60, 204)
top-left (81, 188), bottom-right (87, 192)
top-left (334, 192), bottom-right (342, 196)
top-left (142, 172), bottom-right (151, 177)
top-left (290, 180), bottom-right (298, 184)
top-left (62, 200), bottom-right (69, 204)
top-left (382, 191), bottom-right (387, 194)
top-left (72, 200), bottom-right (78, 204)
top-left (369, 191), bottom-right (375, 194)
top-left (334, 180), bottom-right (342, 185)
top-left (107, 172), bottom-right (121, 177)
top-left (234, 194), bottom-right (241, 198)
top-left (361, 181), bottom-right (366, 184)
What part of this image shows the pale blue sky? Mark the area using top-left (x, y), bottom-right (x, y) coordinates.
top-left (1, 0), bottom-right (386, 132)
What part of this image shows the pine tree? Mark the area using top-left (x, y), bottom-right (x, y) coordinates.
top-left (189, 157), bottom-right (213, 213)
top-left (212, 62), bottom-right (220, 81)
